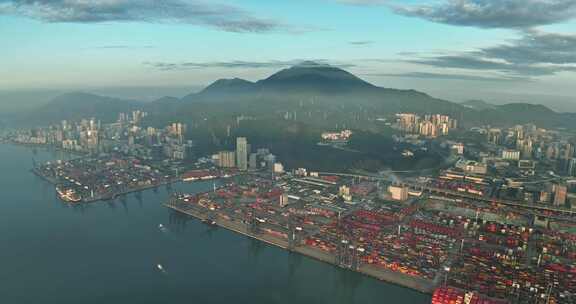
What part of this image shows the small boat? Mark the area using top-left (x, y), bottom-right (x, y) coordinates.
top-left (158, 224), bottom-right (164, 229)
top-left (157, 264), bottom-right (164, 271)
top-left (202, 218), bottom-right (217, 226)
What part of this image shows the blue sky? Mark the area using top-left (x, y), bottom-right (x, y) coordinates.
top-left (1, 0), bottom-right (575, 103)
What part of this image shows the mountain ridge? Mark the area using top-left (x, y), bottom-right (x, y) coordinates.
top-left (15, 62), bottom-right (576, 129)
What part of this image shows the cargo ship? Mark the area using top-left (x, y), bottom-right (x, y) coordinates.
top-left (56, 186), bottom-right (82, 203)
top-left (182, 170), bottom-right (218, 182)
top-left (432, 287), bottom-right (508, 304)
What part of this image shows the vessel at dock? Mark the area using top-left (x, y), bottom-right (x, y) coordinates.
top-left (182, 170), bottom-right (218, 182)
top-left (56, 186), bottom-right (82, 203)
top-left (202, 218), bottom-right (217, 226)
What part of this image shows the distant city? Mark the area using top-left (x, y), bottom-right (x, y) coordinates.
top-left (3, 0), bottom-right (576, 302)
top-left (2, 93), bottom-right (576, 303)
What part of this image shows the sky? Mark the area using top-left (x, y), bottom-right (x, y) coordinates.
top-left (1, 0), bottom-right (576, 104)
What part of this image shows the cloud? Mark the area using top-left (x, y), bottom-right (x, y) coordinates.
top-left (90, 45), bottom-right (155, 49)
top-left (366, 72), bottom-right (529, 82)
top-left (408, 55), bottom-right (558, 76)
top-left (404, 31), bottom-right (576, 78)
top-left (336, 0), bottom-right (389, 5)
top-left (392, 0), bottom-right (576, 29)
top-left (482, 30), bottom-right (576, 65)
top-left (144, 59), bottom-right (356, 71)
top-left (349, 40), bottom-right (374, 46)
top-left (0, 0), bottom-right (280, 33)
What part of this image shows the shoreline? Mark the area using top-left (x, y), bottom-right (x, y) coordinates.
top-left (32, 167), bottom-right (177, 204)
top-left (164, 202), bottom-right (436, 295)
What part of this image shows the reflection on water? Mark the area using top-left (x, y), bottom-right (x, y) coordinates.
top-left (120, 199), bottom-right (128, 214)
top-left (0, 143), bottom-right (431, 304)
top-left (287, 251), bottom-right (303, 280)
top-left (334, 267), bottom-right (364, 304)
top-left (168, 210), bottom-right (192, 233)
top-left (68, 203), bottom-right (88, 215)
top-left (135, 192), bottom-right (143, 208)
top-left (106, 201), bottom-right (117, 210)
top-left (248, 238), bottom-right (265, 261)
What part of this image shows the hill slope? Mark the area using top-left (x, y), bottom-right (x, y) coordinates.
top-left (15, 62), bottom-right (576, 129)
top-left (19, 92), bottom-right (141, 125)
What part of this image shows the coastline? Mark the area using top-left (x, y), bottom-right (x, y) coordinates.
top-left (32, 166), bottom-right (177, 204)
top-left (164, 202), bottom-right (436, 294)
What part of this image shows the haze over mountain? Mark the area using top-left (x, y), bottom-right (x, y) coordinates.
top-left (180, 62), bottom-right (458, 114)
top-left (14, 62), bottom-right (576, 129)
top-left (17, 92), bottom-right (141, 124)
top-left (460, 100), bottom-right (497, 111)
top-left (458, 94), bottom-right (576, 114)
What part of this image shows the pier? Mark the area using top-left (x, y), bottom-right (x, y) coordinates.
top-left (32, 157), bottom-right (180, 204)
top-left (163, 198), bottom-right (436, 294)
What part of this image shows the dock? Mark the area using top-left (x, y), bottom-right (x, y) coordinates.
top-left (32, 167), bottom-right (176, 204)
top-left (163, 201), bottom-right (435, 294)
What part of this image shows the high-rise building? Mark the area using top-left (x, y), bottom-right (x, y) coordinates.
top-left (249, 153), bottom-right (258, 170)
top-left (279, 194), bottom-right (289, 207)
top-left (554, 184), bottom-right (567, 207)
top-left (264, 154), bottom-right (276, 170)
top-left (501, 149), bottom-right (521, 161)
top-left (539, 190), bottom-right (552, 204)
top-left (514, 125), bottom-right (524, 140)
top-left (569, 158), bottom-right (576, 177)
top-left (517, 138), bottom-right (533, 159)
top-left (236, 137), bottom-right (248, 171)
top-left (563, 143), bottom-right (574, 160)
top-left (488, 129), bottom-right (502, 145)
top-left (273, 162), bottom-right (284, 174)
top-left (217, 151), bottom-right (236, 168)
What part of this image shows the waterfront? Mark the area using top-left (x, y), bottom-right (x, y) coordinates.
top-left (0, 143), bottom-right (430, 304)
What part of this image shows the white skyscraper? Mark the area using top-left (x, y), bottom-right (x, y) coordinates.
top-left (236, 137), bottom-right (248, 171)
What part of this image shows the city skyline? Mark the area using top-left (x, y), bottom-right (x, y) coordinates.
top-left (3, 2), bottom-right (576, 303)
top-left (1, 0), bottom-right (576, 104)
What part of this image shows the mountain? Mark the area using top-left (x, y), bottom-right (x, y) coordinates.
top-left (19, 92), bottom-right (141, 125)
top-left (185, 78), bottom-right (257, 101)
top-left (255, 61), bottom-right (375, 92)
top-left (474, 103), bottom-right (576, 128)
top-left (461, 100), bottom-right (496, 111)
top-left (181, 62), bottom-right (377, 103)
top-left (0, 89), bottom-right (63, 114)
top-left (15, 62), bottom-right (576, 129)
top-left (153, 96), bottom-right (180, 103)
top-left (202, 78), bottom-right (256, 94)
top-left (181, 61), bottom-right (460, 115)
top-left (176, 62), bottom-right (576, 128)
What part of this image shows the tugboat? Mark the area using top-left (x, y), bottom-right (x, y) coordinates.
top-left (56, 186), bottom-right (82, 203)
top-left (202, 218), bottom-right (217, 226)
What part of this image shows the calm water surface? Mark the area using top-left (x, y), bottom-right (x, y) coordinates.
top-left (0, 143), bottom-right (430, 304)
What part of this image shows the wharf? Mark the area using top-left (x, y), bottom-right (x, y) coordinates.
top-left (33, 167), bottom-right (175, 204)
top-left (164, 203), bottom-right (290, 249)
top-left (31, 167), bottom-right (59, 184)
top-left (164, 202), bottom-right (435, 294)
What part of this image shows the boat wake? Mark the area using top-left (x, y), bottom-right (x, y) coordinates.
top-left (156, 263), bottom-right (167, 274)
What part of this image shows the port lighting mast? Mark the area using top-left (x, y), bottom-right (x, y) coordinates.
top-left (287, 214), bottom-right (303, 251)
top-left (247, 211), bottom-right (260, 235)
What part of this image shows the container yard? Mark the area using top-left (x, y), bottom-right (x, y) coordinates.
top-left (33, 155), bottom-right (179, 202)
top-left (164, 171), bottom-right (576, 303)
